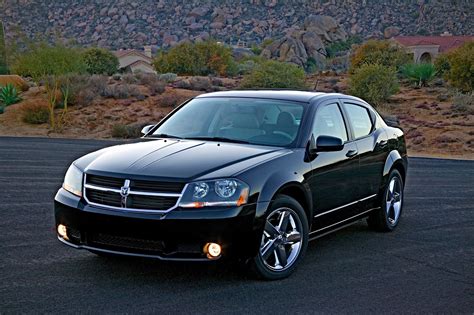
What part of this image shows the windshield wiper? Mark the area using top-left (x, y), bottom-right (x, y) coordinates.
top-left (147, 133), bottom-right (183, 139)
top-left (184, 136), bottom-right (250, 144)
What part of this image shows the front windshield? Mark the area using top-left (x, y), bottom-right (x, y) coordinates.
top-left (150, 97), bottom-right (306, 147)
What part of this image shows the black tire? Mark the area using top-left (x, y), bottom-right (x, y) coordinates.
top-left (367, 169), bottom-right (404, 232)
top-left (249, 195), bottom-right (309, 280)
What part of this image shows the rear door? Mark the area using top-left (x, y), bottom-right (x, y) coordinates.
top-left (308, 100), bottom-right (360, 231)
top-left (340, 100), bottom-right (390, 210)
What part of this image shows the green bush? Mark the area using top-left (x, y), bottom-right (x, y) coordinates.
top-left (0, 83), bottom-right (22, 106)
top-left (400, 63), bottom-right (437, 87)
top-left (20, 102), bottom-right (49, 124)
top-left (240, 60), bottom-right (307, 89)
top-left (82, 47), bottom-right (119, 76)
top-left (326, 36), bottom-right (362, 58)
top-left (350, 40), bottom-right (410, 72)
top-left (442, 42), bottom-right (474, 92)
top-left (349, 63), bottom-right (399, 106)
top-left (153, 40), bottom-right (236, 76)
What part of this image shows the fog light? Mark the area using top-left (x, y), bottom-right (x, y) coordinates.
top-left (204, 242), bottom-right (221, 259)
top-left (57, 224), bottom-right (69, 240)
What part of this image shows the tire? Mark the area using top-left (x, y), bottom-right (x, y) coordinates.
top-left (250, 195), bottom-right (309, 280)
top-left (367, 169), bottom-right (404, 232)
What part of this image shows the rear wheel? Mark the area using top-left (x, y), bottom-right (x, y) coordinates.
top-left (368, 169), bottom-right (404, 232)
top-left (250, 195), bottom-right (308, 280)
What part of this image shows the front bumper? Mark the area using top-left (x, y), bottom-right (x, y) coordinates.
top-left (54, 188), bottom-right (262, 261)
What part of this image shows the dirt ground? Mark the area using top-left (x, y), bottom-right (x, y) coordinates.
top-left (0, 75), bottom-right (473, 160)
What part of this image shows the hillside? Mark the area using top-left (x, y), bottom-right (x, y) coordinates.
top-left (1, 0), bottom-right (473, 49)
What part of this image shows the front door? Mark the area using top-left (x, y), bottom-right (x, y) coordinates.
top-left (308, 102), bottom-right (360, 231)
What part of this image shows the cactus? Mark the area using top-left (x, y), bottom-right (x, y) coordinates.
top-left (0, 20), bottom-right (8, 74)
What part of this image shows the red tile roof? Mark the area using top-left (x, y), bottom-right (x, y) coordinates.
top-left (393, 36), bottom-right (474, 53)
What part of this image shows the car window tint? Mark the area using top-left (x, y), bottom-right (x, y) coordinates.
top-left (313, 103), bottom-right (347, 142)
top-left (344, 103), bottom-right (373, 139)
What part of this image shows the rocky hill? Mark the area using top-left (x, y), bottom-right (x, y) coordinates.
top-left (1, 0), bottom-right (473, 49)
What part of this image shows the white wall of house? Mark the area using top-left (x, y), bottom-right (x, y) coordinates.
top-left (130, 62), bottom-right (156, 74)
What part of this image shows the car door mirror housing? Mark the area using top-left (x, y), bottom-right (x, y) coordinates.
top-left (314, 135), bottom-right (344, 152)
top-left (141, 125), bottom-right (154, 136)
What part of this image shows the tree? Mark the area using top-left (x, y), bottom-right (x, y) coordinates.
top-left (82, 47), bottom-right (119, 76)
top-left (350, 40), bottom-right (410, 73)
top-left (12, 43), bottom-right (86, 130)
top-left (240, 60), bottom-right (307, 89)
top-left (154, 40), bottom-right (236, 76)
top-left (442, 42), bottom-right (474, 92)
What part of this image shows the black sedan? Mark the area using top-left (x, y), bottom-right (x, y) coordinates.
top-left (55, 90), bottom-right (407, 280)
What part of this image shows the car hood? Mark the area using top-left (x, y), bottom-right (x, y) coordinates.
top-left (75, 139), bottom-right (288, 181)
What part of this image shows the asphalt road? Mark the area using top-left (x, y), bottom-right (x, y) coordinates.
top-left (0, 136), bottom-right (473, 314)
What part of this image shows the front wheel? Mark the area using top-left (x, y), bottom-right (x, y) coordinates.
top-left (250, 195), bottom-right (309, 280)
top-left (368, 169), bottom-right (404, 232)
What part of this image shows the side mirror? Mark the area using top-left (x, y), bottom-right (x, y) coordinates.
top-left (314, 135), bottom-right (344, 152)
top-left (141, 125), bottom-right (154, 136)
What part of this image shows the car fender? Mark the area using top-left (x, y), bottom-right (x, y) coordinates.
top-left (256, 172), bottom-right (312, 219)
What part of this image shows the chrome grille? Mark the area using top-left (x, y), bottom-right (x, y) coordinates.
top-left (84, 174), bottom-right (185, 213)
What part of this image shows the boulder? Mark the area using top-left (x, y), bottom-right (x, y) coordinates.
top-left (384, 26), bottom-right (400, 39)
top-left (304, 15), bottom-right (347, 42)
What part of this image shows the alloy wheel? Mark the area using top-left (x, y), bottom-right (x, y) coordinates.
top-left (386, 177), bottom-right (402, 225)
top-left (260, 207), bottom-right (303, 271)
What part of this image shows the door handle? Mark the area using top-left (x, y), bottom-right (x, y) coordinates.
top-left (379, 140), bottom-right (388, 147)
top-left (346, 150), bottom-right (358, 158)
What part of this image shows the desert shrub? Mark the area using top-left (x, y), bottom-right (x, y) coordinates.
top-left (189, 76), bottom-right (212, 91)
top-left (82, 47), bottom-right (119, 76)
top-left (0, 83), bottom-right (22, 106)
top-left (350, 40), bottom-right (411, 72)
top-left (326, 36), bottom-right (362, 58)
top-left (103, 84), bottom-right (140, 99)
top-left (122, 73), bottom-right (138, 84)
top-left (349, 63), bottom-right (399, 106)
top-left (68, 74), bottom-right (108, 106)
top-left (240, 60), bottom-right (307, 89)
top-left (111, 124), bottom-right (142, 138)
top-left (442, 42), bottom-right (474, 92)
top-left (400, 63), bottom-right (437, 87)
top-left (11, 42), bottom-right (86, 129)
top-left (0, 75), bottom-right (29, 91)
top-left (148, 80), bottom-right (166, 95)
top-left (20, 102), bottom-right (49, 124)
top-left (158, 73), bottom-right (177, 83)
top-left (159, 93), bottom-right (181, 107)
top-left (153, 40), bottom-right (236, 76)
top-left (452, 91), bottom-right (474, 114)
top-left (434, 53), bottom-right (450, 77)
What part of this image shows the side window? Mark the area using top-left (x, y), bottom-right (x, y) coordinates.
top-left (344, 103), bottom-right (373, 139)
top-left (312, 103), bottom-right (348, 142)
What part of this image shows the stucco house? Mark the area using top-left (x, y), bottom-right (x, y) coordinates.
top-left (114, 46), bottom-right (156, 73)
top-left (392, 34), bottom-right (474, 63)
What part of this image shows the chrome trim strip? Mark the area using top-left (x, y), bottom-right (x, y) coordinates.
top-left (83, 174), bottom-right (187, 214)
top-left (84, 183), bottom-right (182, 198)
top-left (310, 207), bottom-right (379, 235)
top-left (314, 194), bottom-right (377, 218)
top-left (57, 236), bottom-right (211, 262)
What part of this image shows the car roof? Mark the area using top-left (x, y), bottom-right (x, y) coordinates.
top-left (196, 90), bottom-right (328, 103)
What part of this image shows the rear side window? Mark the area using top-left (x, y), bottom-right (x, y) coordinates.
top-left (313, 103), bottom-right (348, 142)
top-left (344, 103), bottom-right (373, 139)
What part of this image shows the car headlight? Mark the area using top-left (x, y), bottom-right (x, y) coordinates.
top-left (62, 164), bottom-right (83, 197)
top-left (179, 179), bottom-right (249, 208)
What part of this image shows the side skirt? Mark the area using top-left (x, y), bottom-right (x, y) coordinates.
top-left (309, 207), bottom-right (380, 241)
